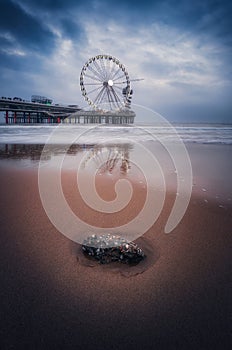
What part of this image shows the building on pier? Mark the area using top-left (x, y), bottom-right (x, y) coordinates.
top-left (31, 95), bottom-right (53, 105)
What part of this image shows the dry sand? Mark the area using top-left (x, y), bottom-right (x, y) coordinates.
top-left (0, 144), bottom-right (232, 349)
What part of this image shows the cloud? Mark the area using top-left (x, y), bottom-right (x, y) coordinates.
top-left (76, 19), bottom-right (231, 106)
top-left (0, 0), bottom-right (56, 54)
top-left (0, 0), bottom-right (231, 122)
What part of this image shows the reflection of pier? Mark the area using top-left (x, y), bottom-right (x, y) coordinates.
top-left (0, 143), bottom-right (95, 160)
top-left (0, 143), bottom-right (133, 172)
top-left (0, 144), bottom-right (45, 160)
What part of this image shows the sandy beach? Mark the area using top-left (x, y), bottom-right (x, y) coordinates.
top-left (0, 142), bottom-right (231, 349)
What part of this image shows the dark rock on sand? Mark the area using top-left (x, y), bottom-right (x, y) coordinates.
top-left (82, 234), bottom-right (146, 265)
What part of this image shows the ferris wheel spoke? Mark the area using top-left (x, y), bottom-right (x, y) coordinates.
top-left (93, 60), bottom-right (106, 81)
top-left (110, 88), bottom-right (120, 102)
top-left (84, 82), bottom-right (103, 86)
top-left (107, 89), bottom-right (114, 106)
top-left (108, 64), bottom-right (119, 80)
top-left (84, 73), bottom-right (103, 82)
top-left (113, 85), bottom-right (125, 94)
top-left (110, 87), bottom-right (122, 103)
top-left (106, 59), bottom-right (111, 80)
top-left (109, 88), bottom-right (121, 109)
top-left (113, 74), bottom-right (127, 82)
top-left (99, 87), bottom-right (108, 105)
top-left (88, 65), bottom-right (105, 81)
top-left (99, 59), bottom-right (108, 81)
top-left (87, 85), bottom-right (103, 95)
top-left (111, 67), bottom-right (122, 80)
top-left (109, 67), bottom-right (118, 80)
top-left (114, 81), bottom-right (128, 85)
top-left (105, 88), bottom-right (113, 109)
top-left (113, 79), bottom-right (127, 85)
top-left (93, 88), bottom-right (104, 104)
top-left (100, 88), bottom-right (110, 106)
top-left (93, 86), bottom-right (105, 106)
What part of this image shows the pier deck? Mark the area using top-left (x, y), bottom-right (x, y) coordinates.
top-left (0, 99), bottom-right (80, 124)
top-left (0, 99), bottom-right (135, 124)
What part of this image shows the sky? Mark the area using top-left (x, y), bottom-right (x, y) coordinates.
top-left (0, 0), bottom-right (231, 123)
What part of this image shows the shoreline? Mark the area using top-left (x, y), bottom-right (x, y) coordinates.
top-left (1, 141), bottom-right (231, 205)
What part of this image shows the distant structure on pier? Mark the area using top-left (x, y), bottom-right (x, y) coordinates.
top-left (72, 54), bottom-right (141, 125)
top-left (0, 96), bottom-right (80, 124)
top-left (31, 95), bottom-right (53, 105)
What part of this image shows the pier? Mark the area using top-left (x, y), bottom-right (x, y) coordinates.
top-left (0, 99), bottom-right (135, 124)
top-left (0, 98), bottom-right (80, 124)
top-left (65, 110), bottom-right (135, 124)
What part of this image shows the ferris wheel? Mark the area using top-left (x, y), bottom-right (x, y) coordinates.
top-left (80, 55), bottom-right (133, 111)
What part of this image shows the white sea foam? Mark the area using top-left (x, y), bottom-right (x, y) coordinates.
top-left (0, 123), bottom-right (231, 145)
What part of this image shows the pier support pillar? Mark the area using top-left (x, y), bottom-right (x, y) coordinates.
top-left (6, 111), bottom-right (9, 124)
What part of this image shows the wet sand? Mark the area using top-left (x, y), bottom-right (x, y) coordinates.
top-left (0, 144), bottom-right (232, 349)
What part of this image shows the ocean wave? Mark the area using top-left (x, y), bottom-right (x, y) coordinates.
top-left (0, 124), bottom-right (232, 145)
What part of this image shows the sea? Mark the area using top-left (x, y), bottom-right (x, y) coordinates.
top-left (0, 123), bottom-right (232, 145)
top-left (0, 123), bottom-right (231, 217)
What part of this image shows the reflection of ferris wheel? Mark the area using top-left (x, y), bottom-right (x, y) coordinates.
top-left (80, 55), bottom-right (133, 111)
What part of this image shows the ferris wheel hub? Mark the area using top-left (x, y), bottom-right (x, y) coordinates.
top-left (103, 80), bottom-right (114, 87)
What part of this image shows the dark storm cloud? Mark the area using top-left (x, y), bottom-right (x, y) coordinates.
top-left (7, 0), bottom-right (232, 48)
top-left (0, 0), bottom-right (55, 53)
top-left (90, 0), bottom-right (232, 45)
top-left (16, 0), bottom-right (79, 11)
top-left (13, 0), bottom-right (85, 40)
top-left (60, 18), bottom-right (79, 39)
top-left (0, 0), bottom-right (83, 78)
